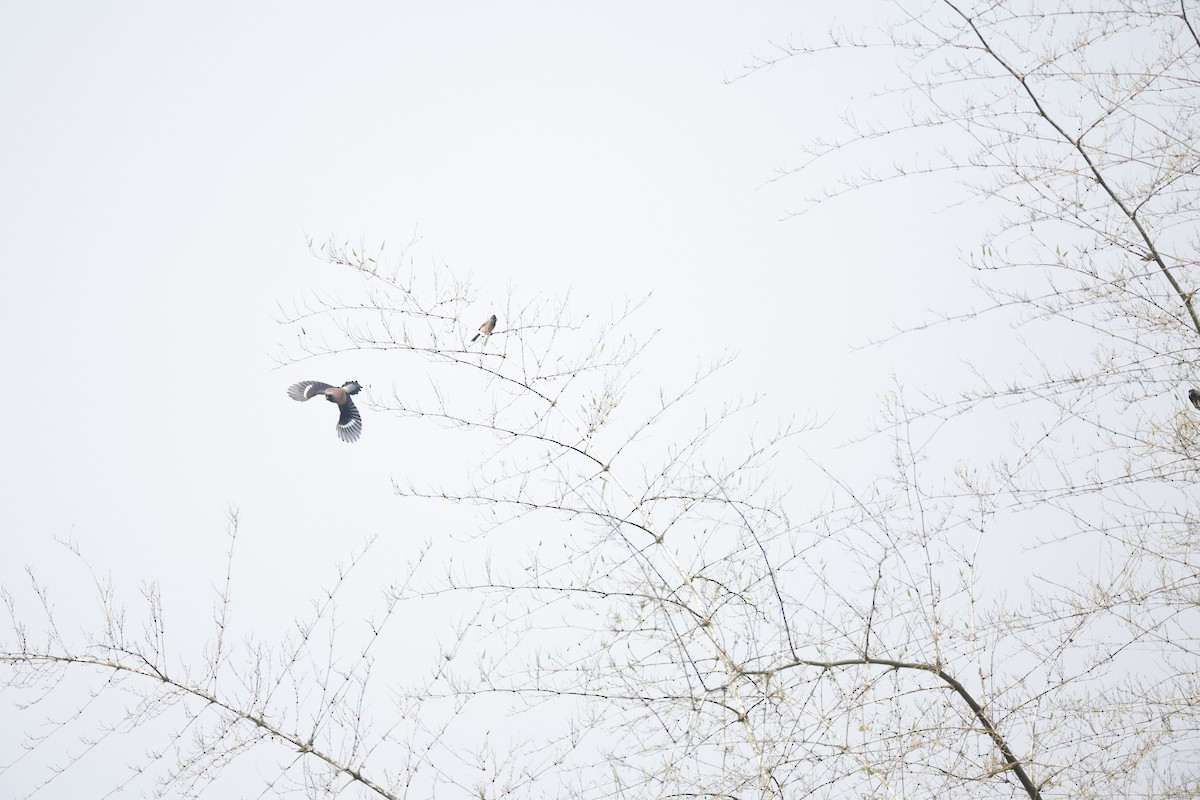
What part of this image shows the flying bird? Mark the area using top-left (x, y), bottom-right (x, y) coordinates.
top-left (1189, 388), bottom-right (1200, 411)
top-left (471, 314), bottom-right (497, 342)
top-left (287, 380), bottom-right (363, 443)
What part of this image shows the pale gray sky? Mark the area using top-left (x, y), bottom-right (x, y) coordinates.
top-left (1, 2), bottom-right (1009, 794)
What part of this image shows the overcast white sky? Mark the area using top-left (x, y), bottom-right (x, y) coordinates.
top-left (1, 3), bottom-right (1016, 794)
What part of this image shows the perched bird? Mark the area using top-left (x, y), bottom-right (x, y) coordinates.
top-left (1189, 388), bottom-right (1200, 411)
top-left (287, 380), bottom-right (363, 443)
top-left (471, 314), bottom-right (497, 343)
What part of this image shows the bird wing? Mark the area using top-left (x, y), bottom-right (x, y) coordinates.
top-left (336, 397), bottom-right (363, 443)
top-left (288, 381), bottom-right (335, 401)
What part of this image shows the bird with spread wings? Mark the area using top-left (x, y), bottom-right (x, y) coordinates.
top-left (287, 380), bottom-right (363, 443)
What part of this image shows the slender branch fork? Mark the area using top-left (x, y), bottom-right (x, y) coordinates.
top-left (940, 0), bottom-right (1200, 337)
top-left (744, 655), bottom-right (1042, 800)
top-left (0, 652), bottom-right (401, 800)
